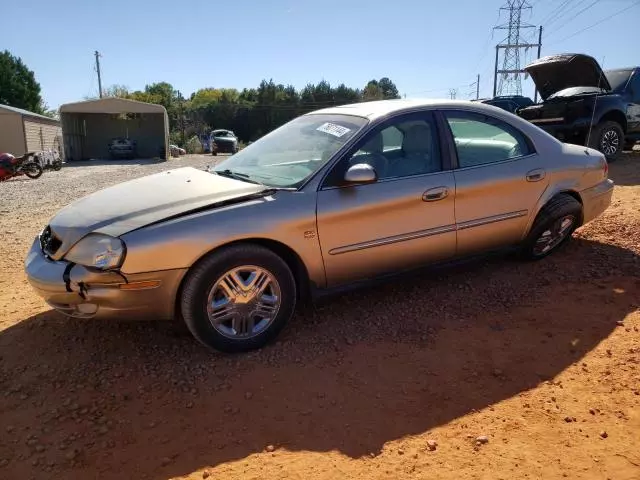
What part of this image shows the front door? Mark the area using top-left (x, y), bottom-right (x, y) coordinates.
top-left (626, 70), bottom-right (640, 135)
top-left (440, 109), bottom-right (550, 256)
top-left (316, 111), bottom-right (457, 287)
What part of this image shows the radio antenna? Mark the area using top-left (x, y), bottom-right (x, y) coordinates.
top-left (584, 56), bottom-right (606, 155)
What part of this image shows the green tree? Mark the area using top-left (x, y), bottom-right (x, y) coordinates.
top-left (362, 80), bottom-right (384, 101)
top-left (363, 77), bottom-right (400, 101)
top-left (0, 50), bottom-right (44, 113)
top-left (103, 84), bottom-right (131, 98)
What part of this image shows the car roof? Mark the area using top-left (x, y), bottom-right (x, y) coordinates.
top-left (307, 98), bottom-right (506, 120)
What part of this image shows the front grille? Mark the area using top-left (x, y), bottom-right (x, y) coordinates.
top-left (40, 226), bottom-right (62, 256)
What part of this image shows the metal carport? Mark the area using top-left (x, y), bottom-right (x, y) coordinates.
top-left (59, 98), bottom-right (169, 161)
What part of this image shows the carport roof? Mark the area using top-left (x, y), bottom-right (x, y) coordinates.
top-left (59, 97), bottom-right (167, 114)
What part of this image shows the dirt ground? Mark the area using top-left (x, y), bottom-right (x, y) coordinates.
top-left (0, 153), bottom-right (639, 480)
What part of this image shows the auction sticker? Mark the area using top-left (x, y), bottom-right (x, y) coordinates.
top-left (316, 122), bottom-right (351, 138)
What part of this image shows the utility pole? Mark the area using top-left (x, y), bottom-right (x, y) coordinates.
top-left (533, 26), bottom-right (543, 102)
top-left (449, 88), bottom-right (458, 100)
top-left (476, 74), bottom-right (480, 100)
top-left (177, 91), bottom-right (185, 145)
top-left (492, 1), bottom-right (541, 97)
top-left (94, 51), bottom-right (103, 99)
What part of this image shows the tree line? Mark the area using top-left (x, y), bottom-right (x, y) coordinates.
top-left (0, 49), bottom-right (401, 143)
top-left (101, 77), bottom-right (401, 144)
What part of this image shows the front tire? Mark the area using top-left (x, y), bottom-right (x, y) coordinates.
top-left (24, 162), bottom-right (43, 179)
top-left (180, 244), bottom-right (297, 353)
top-left (589, 120), bottom-right (624, 162)
top-left (520, 194), bottom-right (582, 260)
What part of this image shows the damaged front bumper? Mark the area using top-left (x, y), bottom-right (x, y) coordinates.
top-left (24, 237), bottom-right (186, 320)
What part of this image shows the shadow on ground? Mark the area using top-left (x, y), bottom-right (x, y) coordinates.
top-left (0, 239), bottom-right (638, 480)
top-left (610, 151), bottom-right (640, 186)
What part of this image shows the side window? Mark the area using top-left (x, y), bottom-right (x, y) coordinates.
top-left (444, 111), bottom-right (533, 168)
top-left (324, 112), bottom-right (442, 187)
top-left (631, 72), bottom-right (640, 102)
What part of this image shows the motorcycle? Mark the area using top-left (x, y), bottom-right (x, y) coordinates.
top-left (0, 152), bottom-right (44, 182)
top-left (33, 149), bottom-right (63, 172)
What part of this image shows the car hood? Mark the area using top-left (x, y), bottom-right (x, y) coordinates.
top-left (524, 53), bottom-right (611, 100)
top-left (47, 167), bottom-right (265, 258)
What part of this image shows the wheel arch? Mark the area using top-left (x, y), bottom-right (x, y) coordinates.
top-left (524, 189), bottom-right (584, 240)
top-left (174, 238), bottom-right (312, 320)
top-left (598, 110), bottom-right (627, 133)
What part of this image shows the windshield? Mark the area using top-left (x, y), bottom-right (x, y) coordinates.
top-left (604, 69), bottom-right (633, 93)
top-left (548, 86), bottom-right (606, 99)
top-left (211, 113), bottom-right (368, 188)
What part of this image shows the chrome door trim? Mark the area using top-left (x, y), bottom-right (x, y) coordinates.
top-left (328, 224), bottom-right (457, 256)
top-left (457, 210), bottom-right (528, 231)
top-left (328, 209), bottom-right (529, 255)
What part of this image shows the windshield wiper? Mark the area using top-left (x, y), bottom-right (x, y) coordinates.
top-left (214, 169), bottom-right (297, 191)
top-left (214, 169), bottom-right (261, 184)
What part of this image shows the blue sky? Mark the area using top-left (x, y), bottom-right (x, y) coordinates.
top-left (4, 0), bottom-right (639, 109)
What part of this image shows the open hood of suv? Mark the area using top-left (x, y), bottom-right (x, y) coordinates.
top-left (524, 53), bottom-right (611, 100)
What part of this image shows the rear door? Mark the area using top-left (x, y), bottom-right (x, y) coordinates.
top-left (316, 111), bottom-right (457, 287)
top-left (440, 109), bottom-right (549, 256)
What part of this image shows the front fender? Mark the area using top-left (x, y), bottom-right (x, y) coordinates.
top-left (119, 191), bottom-right (327, 288)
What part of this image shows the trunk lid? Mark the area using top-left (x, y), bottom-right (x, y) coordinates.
top-left (524, 53), bottom-right (611, 100)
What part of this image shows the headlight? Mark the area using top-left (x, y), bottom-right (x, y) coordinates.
top-left (64, 233), bottom-right (125, 270)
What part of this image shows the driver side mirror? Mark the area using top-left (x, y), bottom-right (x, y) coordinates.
top-left (344, 163), bottom-right (377, 184)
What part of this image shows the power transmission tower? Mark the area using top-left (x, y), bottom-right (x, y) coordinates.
top-left (449, 88), bottom-right (458, 99)
top-left (492, 1), bottom-right (542, 97)
top-left (94, 51), bottom-right (103, 99)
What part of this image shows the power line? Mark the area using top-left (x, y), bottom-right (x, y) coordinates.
top-left (536, 0), bottom-right (574, 27)
top-left (546, 0), bottom-right (640, 46)
top-left (544, 0), bottom-right (599, 37)
top-left (544, 0), bottom-right (589, 30)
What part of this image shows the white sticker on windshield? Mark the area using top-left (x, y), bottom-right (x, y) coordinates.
top-left (316, 122), bottom-right (351, 138)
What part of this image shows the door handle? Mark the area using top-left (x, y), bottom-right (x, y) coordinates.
top-left (526, 169), bottom-right (546, 182)
top-left (422, 186), bottom-right (449, 202)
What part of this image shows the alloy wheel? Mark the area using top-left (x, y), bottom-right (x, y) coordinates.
top-left (600, 129), bottom-right (620, 156)
top-left (206, 265), bottom-right (281, 339)
top-left (532, 215), bottom-right (576, 256)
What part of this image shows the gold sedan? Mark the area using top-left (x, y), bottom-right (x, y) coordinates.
top-left (25, 99), bottom-right (614, 352)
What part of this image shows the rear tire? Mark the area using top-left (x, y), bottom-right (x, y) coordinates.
top-left (589, 120), bottom-right (623, 162)
top-left (180, 244), bottom-right (297, 353)
top-left (520, 194), bottom-right (582, 260)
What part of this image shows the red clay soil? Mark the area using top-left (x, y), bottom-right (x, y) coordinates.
top-left (0, 154), bottom-right (639, 480)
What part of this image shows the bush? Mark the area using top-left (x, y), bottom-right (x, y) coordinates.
top-left (185, 136), bottom-right (203, 154)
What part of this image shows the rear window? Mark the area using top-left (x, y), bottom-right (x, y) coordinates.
top-left (604, 69), bottom-right (633, 93)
